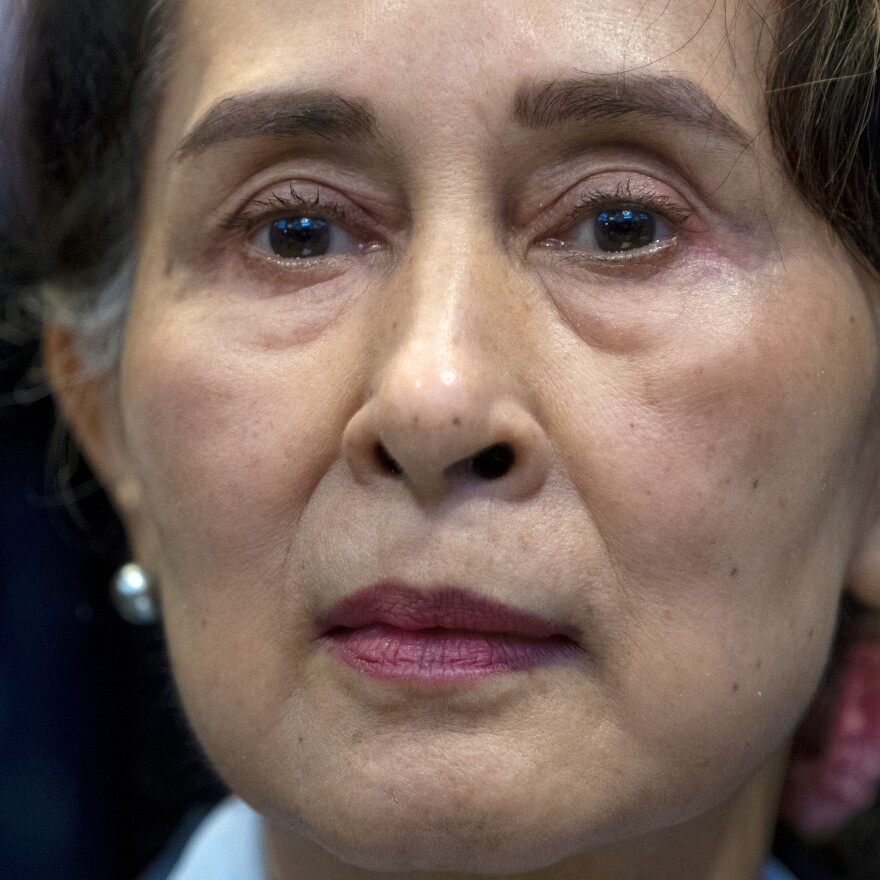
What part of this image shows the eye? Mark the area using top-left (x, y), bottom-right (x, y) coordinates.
top-left (255, 216), bottom-right (359, 260)
top-left (570, 206), bottom-right (675, 254)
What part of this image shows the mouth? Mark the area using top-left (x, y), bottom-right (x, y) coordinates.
top-left (315, 582), bottom-right (585, 684)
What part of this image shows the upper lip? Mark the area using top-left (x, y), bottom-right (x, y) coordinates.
top-left (316, 581), bottom-right (581, 642)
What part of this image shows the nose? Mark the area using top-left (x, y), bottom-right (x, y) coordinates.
top-left (342, 249), bottom-right (552, 502)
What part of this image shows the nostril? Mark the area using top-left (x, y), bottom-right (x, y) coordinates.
top-left (374, 442), bottom-right (403, 475)
top-left (372, 440), bottom-right (517, 484)
top-left (470, 443), bottom-right (516, 481)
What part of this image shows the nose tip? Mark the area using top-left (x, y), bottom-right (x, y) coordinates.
top-left (343, 391), bottom-right (551, 501)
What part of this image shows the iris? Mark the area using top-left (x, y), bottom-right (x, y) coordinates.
top-left (268, 217), bottom-right (331, 259)
top-left (595, 208), bottom-right (656, 252)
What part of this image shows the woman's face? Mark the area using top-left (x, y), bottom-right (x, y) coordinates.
top-left (87, 0), bottom-right (880, 874)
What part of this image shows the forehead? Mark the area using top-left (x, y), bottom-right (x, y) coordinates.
top-left (168, 0), bottom-right (772, 145)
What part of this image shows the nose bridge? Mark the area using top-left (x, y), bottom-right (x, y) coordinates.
top-left (386, 235), bottom-right (493, 405)
top-left (383, 140), bottom-right (508, 374)
top-left (377, 216), bottom-right (524, 438)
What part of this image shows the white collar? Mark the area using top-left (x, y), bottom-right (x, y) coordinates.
top-left (167, 797), bottom-right (267, 880)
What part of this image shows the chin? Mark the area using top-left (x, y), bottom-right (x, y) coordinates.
top-left (260, 775), bottom-right (649, 877)
top-left (304, 815), bottom-right (581, 875)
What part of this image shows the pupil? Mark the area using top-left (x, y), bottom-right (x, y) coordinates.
top-left (269, 217), bottom-right (331, 259)
top-left (594, 209), bottom-right (656, 252)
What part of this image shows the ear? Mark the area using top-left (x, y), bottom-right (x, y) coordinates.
top-left (42, 324), bottom-right (150, 553)
top-left (846, 515), bottom-right (880, 611)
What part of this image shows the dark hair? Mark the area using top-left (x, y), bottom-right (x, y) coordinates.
top-left (1, 0), bottom-right (172, 361)
top-left (769, 0), bottom-right (880, 276)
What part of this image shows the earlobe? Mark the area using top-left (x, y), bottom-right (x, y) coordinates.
top-left (845, 515), bottom-right (880, 611)
top-left (41, 324), bottom-right (140, 519)
top-left (43, 324), bottom-right (161, 588)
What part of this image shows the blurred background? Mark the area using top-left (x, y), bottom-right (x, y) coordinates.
top-left (0, 2), bottom-right (224, 878)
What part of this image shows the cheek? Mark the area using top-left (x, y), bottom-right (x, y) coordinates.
top-left (116, 302), bottom-right (366, 788)
top-left (556, 260), bottom-right (876, 589)
top-left (547, 260), bottom-right (878, 756)
top-left (119, 305), bottom-right (353, 574)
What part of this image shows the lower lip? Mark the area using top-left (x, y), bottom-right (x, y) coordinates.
top-left (320, 624), bottom-right (583, 683)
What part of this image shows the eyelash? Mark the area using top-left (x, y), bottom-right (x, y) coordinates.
top-left (552, 182), bottom-right (691, 244)
top-left (218, 178), bottom-right (693, 265)
top-left (220, 184), bottom-right (352, 235)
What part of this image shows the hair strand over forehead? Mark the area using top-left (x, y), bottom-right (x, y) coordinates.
top-left (768, 0), bottom-right (880, 272)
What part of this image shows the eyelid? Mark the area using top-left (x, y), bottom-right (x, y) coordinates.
top-left (211, 184), bottom-right (391, 276)
top-left (542, 177), bottom-right (694, 241)
top-left (221, 183), bottom-right (351, 232)
top-left (217, 180), bottom-right (389, 252)
top-left (522, 175), bottom-right (699, 270)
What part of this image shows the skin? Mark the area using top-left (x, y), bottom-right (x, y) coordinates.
top-left (45, 0), bottom-right (880, 877)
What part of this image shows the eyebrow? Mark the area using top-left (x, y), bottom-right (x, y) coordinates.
top-left (174, 90), bottom-right (377, 161)
top-left (174, 73), bottom-right (752, 164)
top-left (513, 73), bottom-right (753, 147)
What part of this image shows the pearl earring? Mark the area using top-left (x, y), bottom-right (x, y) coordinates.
top-left (111, 563), bottom-right (161, 625)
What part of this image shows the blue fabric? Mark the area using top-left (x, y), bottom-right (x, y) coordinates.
top-left (764, 857), bottom-right (799, 880)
